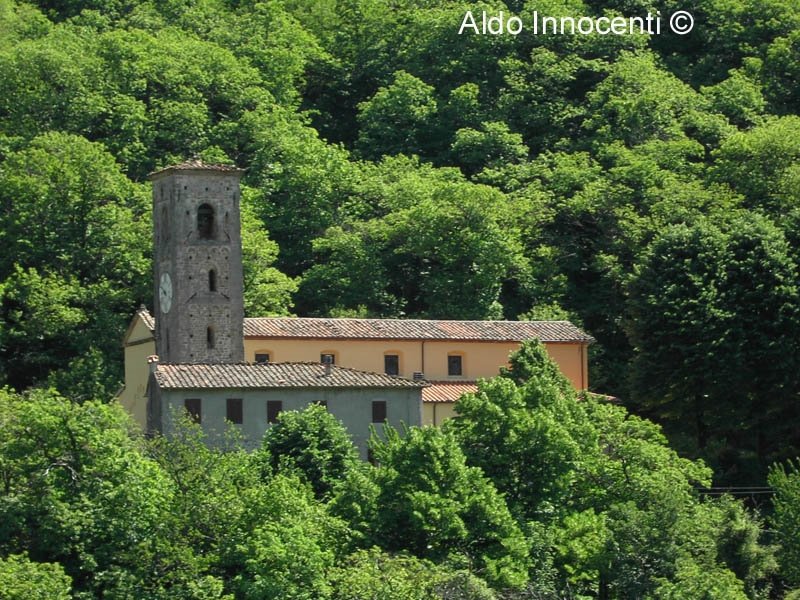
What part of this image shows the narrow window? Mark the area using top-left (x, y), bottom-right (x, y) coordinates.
top-left (267, 400), bottom-right (282, 424)
top-left (321, 353), bottom-right (335, 365)
top-left (197, 203), bottom-right (214, 239)
top-left (384, 354), bottom-right (399, 376)
top-left (448, 355), bottom-right (462, 376)
top-left (161, 206), bottom-right (169, 242)
top-left (255, 353), bottom-right (270, 364)
top-left (184, 398), bottom-right (201, 424)
top-left (372, 400), bottom-right (387, 423)
top-left (226, 398), bottom-right (243, 424)
top-left (207, 326), bottom-right (215, 349)
top-left (208, 269), bottom-right (217, 292)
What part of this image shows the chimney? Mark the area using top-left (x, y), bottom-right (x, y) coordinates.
top-left (147, 355), bottom-right (159, 375)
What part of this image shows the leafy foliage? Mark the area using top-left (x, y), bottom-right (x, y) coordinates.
top-left (0, 0), bottom-right (799, 593)
top-left (370, 426), bottom-right (530, 589)
top-left (258, 403), bottom-right (361, 500)
top-left (769, 459), bottom-right (800, 586)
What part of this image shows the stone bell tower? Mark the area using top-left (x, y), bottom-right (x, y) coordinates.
top-left (149, 159), bottom-right (245, 363)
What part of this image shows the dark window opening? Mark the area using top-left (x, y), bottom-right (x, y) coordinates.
top-left (321, 353), bottom-right (335, 365)
top-left (161, 206), bottom-right (169, 242)
top-left (209, 269), bottom-right (217, 292)
top-left (197, 203), bottom-right (214, 239)
top-left (227, 398), bottom-right (243, 424)
top-left (316, 400), bottom-right (328, 409)
top-left (367, 448), bottom-right (377, 466)
top-left (207, 326), bottom-right (215, 349)
top-left (384, 354), bottom-right (399, 376)
top-left (448, 355), bottom-right (463, 376)
top-left (372, 400), bottom-right (387, 423)
top-left (184, 398), bottom-right (201, 424)
top-left (255, 353), bottom-right (270, 363)
top-left (267, 400), bottom-right (282, 424)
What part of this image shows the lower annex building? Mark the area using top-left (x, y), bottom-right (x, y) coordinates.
top-left (118, 159), bottom-right (593, 456)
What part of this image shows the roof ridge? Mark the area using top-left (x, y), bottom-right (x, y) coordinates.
top-left (134, 310), bottom-right (595, 343)
top-left (244, 315), bottom-right (572, 324)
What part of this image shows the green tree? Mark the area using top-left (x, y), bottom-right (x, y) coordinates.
top-left (356, 70), bottom-right (438, 160)
top-left (240, 197), bottom-right (297, 316)
top-left (225, 474), bottom-right (346, 600)
top-left (449, 341), bottom-right (768, 597)
top-left (371, 426), bottom-right (529, 589)
top-left (0, 388), bottom-right (179, 597)
top-left (299, 160), bottom-right (524, 319)
top-left (769, 459), bottom-right (800, 586)
top-left (258, 404), bottom-right (362, 500)
top-left (450, 121), bottom-right (528, 177)
top-left (0, 554), bottom-right (71, 600)
top-left (329, 548), bottom-right (495, 600)
top-left (650, 559), bottom-right (747, 600)
top-left (0, 132), bottom-right (149, 396)
top-left (244, 106), bottom-right (357, 276)
top-left (626, 216), bottom-right (800, 478)
top-left (712, 115), bottom-right (800, 216)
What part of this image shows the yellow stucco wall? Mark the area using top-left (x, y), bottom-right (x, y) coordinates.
top-left (118, 318), bottom-right (156, 429)
top-left (244, 338), bottom-right (589, 389)
top-left (120, 314), bottom-right (590, 430)
top-left (422, 402), bottom-right (458, 427)
top-left (244, 337), bottom-right (589, 429)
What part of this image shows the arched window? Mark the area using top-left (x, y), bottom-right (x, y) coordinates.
top-left (208, 269), bottom-right (217, 292)
top-left (206, 326), bottom-right (215, 349)
top-left (197, 204), bottom-right (214, 239)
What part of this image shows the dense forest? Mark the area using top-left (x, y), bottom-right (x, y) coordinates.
top-left (2, 342), bottom-right (799, 599)
top-left (0, 0), bottom-right (799, 596)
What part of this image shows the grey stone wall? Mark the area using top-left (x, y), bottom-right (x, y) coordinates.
top-left (160, 387), bottom-right (424, 459)
top-left (151, 168), bottom-right (245, 363)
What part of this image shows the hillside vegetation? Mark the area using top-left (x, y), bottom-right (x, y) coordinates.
top-left (1, 341), bottom-right (795, 598)
top-left (1, 0), bottom-right (800, 595)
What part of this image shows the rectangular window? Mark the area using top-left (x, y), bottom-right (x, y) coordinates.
top-left (255, 353), bottom-right (270, 363)
top-left (267, 400), bottom-right (282, 424)
top-left (448, 355), bottom-right (463, 376)
top-left (384, 354), bottom-right (399, 376)
top-left (184, 398), bottom-right (201, 424)
top-left (226, 398), bottom-right (243, 424)
top-left (320, 353), bottom-right (335, 365)
top-left (372, 400), bottom-right (387, 423)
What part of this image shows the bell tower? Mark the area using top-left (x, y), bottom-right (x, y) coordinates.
top-left (149, 159), bottom-right (245, 363)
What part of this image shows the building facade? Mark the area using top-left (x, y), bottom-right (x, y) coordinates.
top-left (148, 360), bottom-right (424, 458)
top-left (119, 159), bottom-right (594, 447)
top-left (138, 160), bottom-right (426, 449)
top-left (122, 308), bottom-right (593, 429)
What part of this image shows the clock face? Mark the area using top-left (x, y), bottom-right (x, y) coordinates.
top-left (159, 272), bottom-right (173, 314)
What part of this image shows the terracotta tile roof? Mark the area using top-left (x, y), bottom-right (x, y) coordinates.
top-left (148, 158), bottom-right (243, 178)
top-left (135, 310), bottom-right (593, 343)
top-left (152, 362), bottom-right (428, 390)
top-left (422, 381), bottom-right (479, 403)
top-left (242, 317), bottom-right (593, 342)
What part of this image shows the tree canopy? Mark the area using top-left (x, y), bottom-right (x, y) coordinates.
top-left (1, 0), bottom-right (799, 595)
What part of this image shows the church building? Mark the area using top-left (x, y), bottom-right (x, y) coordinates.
top-left (120, 159), bottom-right (593, 455)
